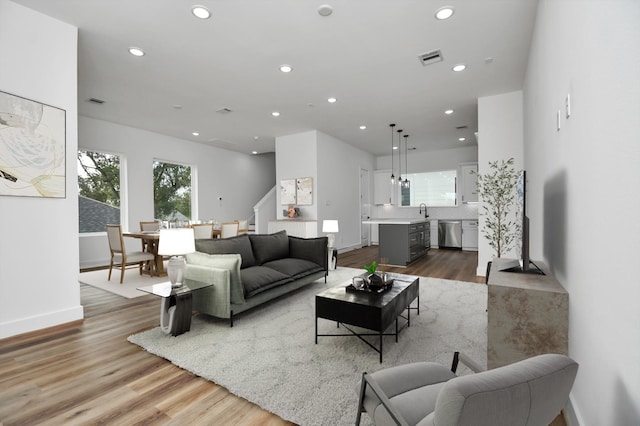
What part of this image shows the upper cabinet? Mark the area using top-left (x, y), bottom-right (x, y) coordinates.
top-left (460, 163), bottom-right (478, 203)
top-left (374, 170), bottom-right (397, 205)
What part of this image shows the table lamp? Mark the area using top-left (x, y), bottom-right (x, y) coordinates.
top-left (158, 228), bottom-right (195, 287)
top-left (322, 220), bottom-right (339, 248)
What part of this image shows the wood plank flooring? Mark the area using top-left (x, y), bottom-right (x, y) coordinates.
top-left (0, 247), bottom-right (562, 425)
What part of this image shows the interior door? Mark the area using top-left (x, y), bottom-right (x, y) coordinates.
top-left (360, 168), bottom-right (370, 246)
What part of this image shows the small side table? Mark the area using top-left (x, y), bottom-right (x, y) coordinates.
top-left (137, 279), bottom-right (212, 336)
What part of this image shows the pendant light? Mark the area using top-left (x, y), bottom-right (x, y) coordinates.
top-left (389, 124), bottom-right (396, 184)
top-left (403, 134), bottom-right (410, 189)
top-left (397, 129), bottom-right (403, 185)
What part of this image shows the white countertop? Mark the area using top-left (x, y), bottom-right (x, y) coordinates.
top-left (362, 218), bottom-right (430, 225)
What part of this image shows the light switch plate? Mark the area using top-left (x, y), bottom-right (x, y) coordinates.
top-left (557, 110), bottom-right (561, 131)
top-left (566, 94), bottom-right (571, 118)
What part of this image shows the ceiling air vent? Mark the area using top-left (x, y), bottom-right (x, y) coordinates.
top-left (456, 125), bottom-right (468, 130)
top-left (216, 107), bottom-right (232, 114)
top-left (418, 49), bottom-right (443, 66)
top-left (87, 97), bottom-right (105, 104)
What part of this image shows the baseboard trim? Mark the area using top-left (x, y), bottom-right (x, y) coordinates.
top-left (565, 392), bottom-right (583, 426)
top-left (1, 306), bottom-right (84, 339)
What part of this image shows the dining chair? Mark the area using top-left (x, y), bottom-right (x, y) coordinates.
top-left (235, 219), bottom-right (249, 235)
top-left (192, 223), bottom-right (214, 239)
top-left (106, 224), bottom-right (156, 284)
top-left (139, 221), bottom-right (160, 250)
top-left (220, 222), bottom-right (239, 238)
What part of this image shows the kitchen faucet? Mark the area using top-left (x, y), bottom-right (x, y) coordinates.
top-left (419, 203), bottom-right (429, 218)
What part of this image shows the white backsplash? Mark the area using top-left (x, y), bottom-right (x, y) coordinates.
top-left (372, 203), bottom-right (479, 221)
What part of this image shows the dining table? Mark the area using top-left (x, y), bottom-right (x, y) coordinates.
top-left (123, 231), bottom-right (167, 277)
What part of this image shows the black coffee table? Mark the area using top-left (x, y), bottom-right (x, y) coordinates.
top-left (315, 273), bottom-right (419, 362)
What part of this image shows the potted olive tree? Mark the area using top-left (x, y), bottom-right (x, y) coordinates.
top-left (474, 158), bottom-right (521, 258)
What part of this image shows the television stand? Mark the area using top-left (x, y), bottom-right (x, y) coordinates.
top-left (487, 258), bottom-right (568, 369)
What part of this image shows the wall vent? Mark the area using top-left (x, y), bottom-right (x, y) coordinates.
top-left (455, 125), bottom-right (468, 130)
top-left (87, 97), bottom-right (105, 104)
top-left (216, 107), bottom-right (233, 114)
top-left (418, 49), bottom-right (443, 66)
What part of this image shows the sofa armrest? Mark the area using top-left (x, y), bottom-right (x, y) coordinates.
top-left (185, 264), bottom-right (233, 318)
top-left (288, 236), bottom-right (328, 271)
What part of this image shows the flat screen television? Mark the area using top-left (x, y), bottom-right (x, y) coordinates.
top-left (497, 170), bottom-right (543, 274)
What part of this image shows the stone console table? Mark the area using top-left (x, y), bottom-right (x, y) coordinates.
top-left (487, 258), bottom-right (568, 369)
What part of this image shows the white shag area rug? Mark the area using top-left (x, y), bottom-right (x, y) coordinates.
top-left (79, 266), bottom-right (169, 299)
top-left (128, 267), bottom-right (487, 425)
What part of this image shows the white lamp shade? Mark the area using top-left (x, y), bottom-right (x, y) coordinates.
top-left (322, 220), bottom-right (339, 233)
top-left (158, 228), bottom-right (196, 256)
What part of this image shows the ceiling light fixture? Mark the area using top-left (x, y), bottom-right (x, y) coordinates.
top-left (192, 5), bottom-right (211, 19)
top-left (328, 97), bottom-right (337, 103)
top-left (403, 134), bottom-right (410, 189)
top-left (389, 124), bottom-right (396, 184)
top-left (318, 4), bottom-right (333, 17)
top-left (128, 47), bottom-right (145, 57)
top-left (252, 151), bottom-right (258, 155)
top-left (452, 64), bottom-right (466, 72)
top-left (445, 109), bottom-right (454, 115)
top-left (459, 137), bottom-right (466, 142)
top-left (192, 132), bottom-right (200, 136)
top-left (359, 125), bottom-right (367, 130)
top-left (271, 111), bottom-right (280, 117)
top-left (280, 64), bottom-right (293, 73)
top-left (397, 129), bottom-right (403, 185)
top-left (435, 6), bottom-right (454, 20)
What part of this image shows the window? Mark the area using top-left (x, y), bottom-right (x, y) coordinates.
top-left (402, 170), bottom-right (457, 207)
top-left (78, 150), bottom-right (121, 233)
top-left (153, 160), bottom-right (192, 221)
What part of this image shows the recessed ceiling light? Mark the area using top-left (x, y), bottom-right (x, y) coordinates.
top-left (328, 97), bottom-right (337, 103)
top-left (272, 111), bottom-right (280, 117)
top-left (280, 64), bottom-right (293, 73)
top-left (452, 64), bottom-right (466, 72)
top-left (192, 132), bottom-right (200, 136)
top-left (435, 6), bottom-right (454, 20)
top-left (458, 137), bottom-right (466, 142)
top-left (393, 146), bottom-right (399, 150)
top-left (318, 4), bottom-right (333, 17)
top-left (252, 151), bottom-right (258, 155)
top-left (192, 5), bottom-right (211, 19)
top-left (128, 47), bottom-right (145, 57)
top-left (359, 125), bottom-right (367, 130)
top-left (445, 109), bottom-right (454, 115)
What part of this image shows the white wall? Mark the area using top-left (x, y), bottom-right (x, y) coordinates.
top-left (0, 0), bottom-right (82, 338)
top-left (276, 130), bottom-right (375, 250)
top-left (523, 1), bottom-right (640, 424)
top-left (317, 132), bottom-right (376, 250)
top-left (477, 91), bottom-right (524, 275)
top-left (79, 116), bottom-right (275, 268)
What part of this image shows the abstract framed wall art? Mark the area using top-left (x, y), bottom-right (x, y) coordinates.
top-left (0, 90), bottom-right (66, 198)
top-left (280, 179), bottom-right (296, 205)
top-left (296, 177), bottom-right (313, 205)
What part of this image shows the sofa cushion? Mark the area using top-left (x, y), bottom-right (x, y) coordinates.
top-left (262, 258), bottom-right (324, 280)
top-left (185, 252), bottom-right (244, 304)
top-left (249, 230), bottom-right (289, 265)
top-left (241, 265), bottom-right (294, 298)
top-left (195, 234), bottom-right (256, 269)
top-left (289, 235), bottom-right (328, 267)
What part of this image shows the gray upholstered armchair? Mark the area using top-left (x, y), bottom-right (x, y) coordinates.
top-left (356, 352), bottom-right (578, 426)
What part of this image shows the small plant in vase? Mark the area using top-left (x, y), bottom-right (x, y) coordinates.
top-left (364, 261), bottom-right (384, 290)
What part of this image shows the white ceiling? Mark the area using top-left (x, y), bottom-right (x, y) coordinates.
top-left (13, 0), bottom-right (538, 156)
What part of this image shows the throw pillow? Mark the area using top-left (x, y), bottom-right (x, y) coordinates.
top-left (194, 234), bottom-right (256, 268)
top-left (249, 230), bottom-right (290, 265)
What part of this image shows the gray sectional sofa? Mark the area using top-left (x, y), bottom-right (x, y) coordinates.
top-left (184, 230), bottom-right (328, 326)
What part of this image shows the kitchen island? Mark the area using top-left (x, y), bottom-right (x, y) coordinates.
top-left (363, 218), bottom-right (430, 266)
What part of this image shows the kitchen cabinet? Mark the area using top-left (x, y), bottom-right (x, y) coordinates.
top-left (379, 220), bottom-right (430, 266)
top-left (374, 170), bottom-right (397, 205)
top-left (370, 223), bottom-right (379, 245)
top-left (460, 163), bottom-right (478, 203)
top-left (462, 220), bottom-right (479, 251)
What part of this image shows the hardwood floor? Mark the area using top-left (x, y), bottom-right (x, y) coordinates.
top-left (1, 248), bottom-right (563, 425)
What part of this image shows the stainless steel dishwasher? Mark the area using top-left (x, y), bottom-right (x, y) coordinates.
top-left (438, 220), bottom-right (462, 248)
